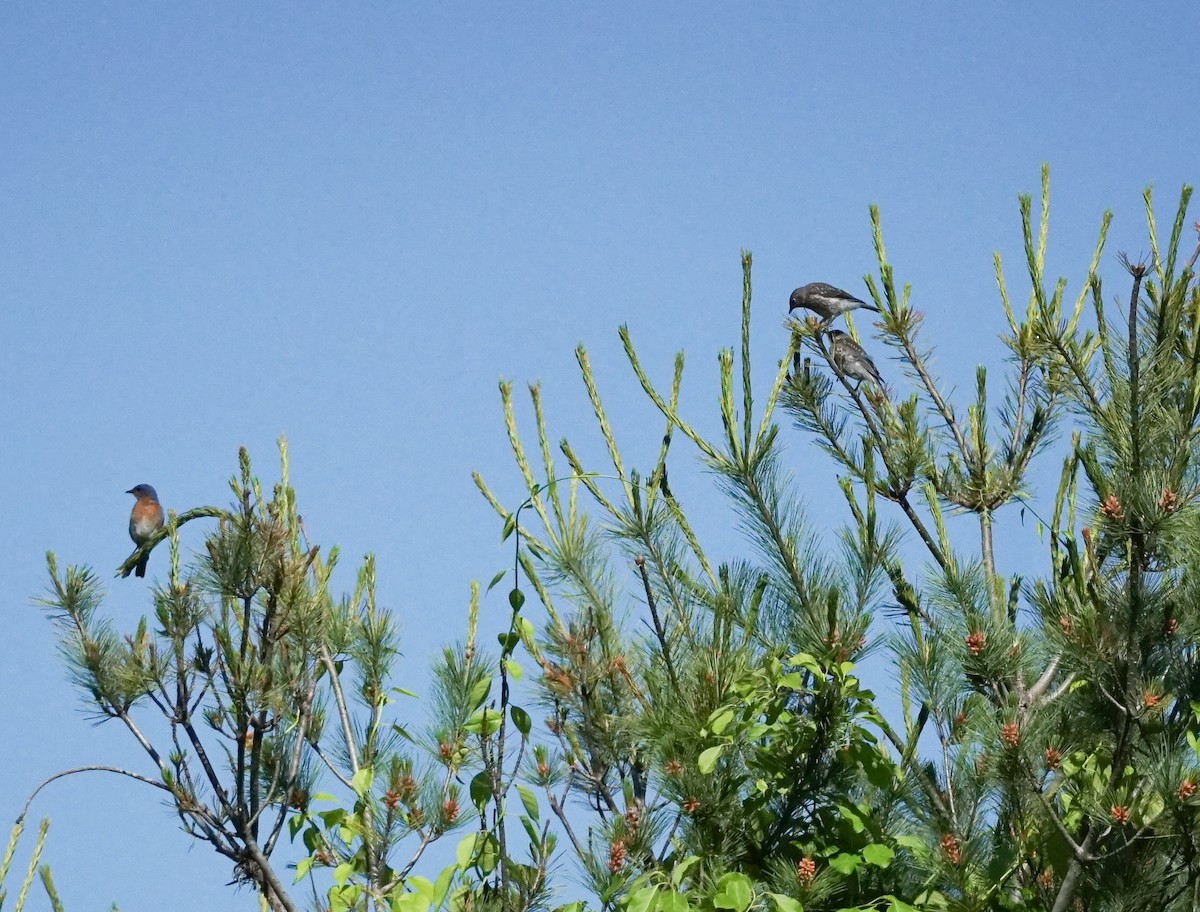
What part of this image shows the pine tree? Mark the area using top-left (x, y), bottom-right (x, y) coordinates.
top-left (31, 170), bottom-right (1200, 912)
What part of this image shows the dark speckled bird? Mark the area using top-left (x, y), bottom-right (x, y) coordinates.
top-left (828, 330), bottom-right (886, 389)
top-left (789, 282), bottom-right (880, 323)
top-left (127, 484), bottom-right (165, 578)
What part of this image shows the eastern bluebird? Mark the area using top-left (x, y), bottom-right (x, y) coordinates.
top-left (127, 484), bottom-right (165, 578)
top-left (789, 283), bottom-right (880, 323)
top-left (828, 330), bottom-right (886, 390)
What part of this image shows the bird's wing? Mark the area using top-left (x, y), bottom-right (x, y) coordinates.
top-left (810, 282), bottom-right (865, 303)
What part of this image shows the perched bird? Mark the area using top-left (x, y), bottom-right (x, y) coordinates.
top-left (789, 282), bottom-right (880, 323)
top-left (127, 484), bottom-right (165, 578)
top-left (827, 330), bottom-right (886, 389)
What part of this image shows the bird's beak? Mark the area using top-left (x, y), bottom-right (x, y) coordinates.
top-left (125, 488), bottom-right (135, 495)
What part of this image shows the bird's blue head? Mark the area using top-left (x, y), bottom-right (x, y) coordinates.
top-left (788, 287), bottom-right (805, 311)
top-left (127, 484), bottom-right (159, 500)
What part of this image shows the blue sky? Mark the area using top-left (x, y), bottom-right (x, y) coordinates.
top-left (1, 3), bottom-right (1196, 909)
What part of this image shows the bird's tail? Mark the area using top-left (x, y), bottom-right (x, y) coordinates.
top-left (135, 554), bottom-right (149, 578)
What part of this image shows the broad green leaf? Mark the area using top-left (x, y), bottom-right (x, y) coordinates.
top-left (862, 843), bottom-right (894, 867)
top-left (778, 672), bottom-right (804, 690)
top-left (469, 770), bottom-right (492, 810)
top-left (767, 894), bottom-right (803, 912)
top-left (698, 744), bottom-right (725, 774)
top-left (330, 884), bottom-right (361, 912)
top-left (408, 876), bottom-right (434, 900)
top-left (517, 783), bottom-right (539, 820)
top-left (658, 890), bottom-right (691, 912)
top-left (477, 834), bottom-right (500, 875)
top-left (468, 676), bottom-right (492, 711)
top-left (520, 814), bottom-right (541, 850)
top-left (625, 885), bottom-right (660, 912)
top-left (828, 852), bottom-right (861, 875)
top-left (333, 862), bottom-right (355, 886)
top-left (709, 708), bottom-right (735, 734)
top-left (350, 767), bottom-right (374, 800)
top-left (318, 808), bottom-right (346, 827)
top-left (497, 632), bottom-right (520, 652)
top-left (504, 658), bottom-right (524, 681)
top-left (433, 863), bottom-right (456, 908)
top-left (455, 833), bottom-right (478, 869)
top-left (293, 855), bottom-right (314, 883)
top-left (671, 856), bottom-right (700, 888)
top-left (393, 892), bottom-right (431, 912)
top-left (464, 706), bottom-right (502, 736)
top-left (887, 899), bottom-right (917, 912)
top-left (511, 705), bottom-right (532, 735)
top-left (787, 652), bottom-right (823, 675)
top-left (509, 587), bottom-right (526, 611)
top-left (714, 873), bottom-right (753, 912)
top-left (288, 814), bottom-right (306, 840)
top-left (837, 804), bottom-right (865, 833)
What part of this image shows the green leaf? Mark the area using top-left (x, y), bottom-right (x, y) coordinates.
top-left (862, 843), bottom-right (894, 867)
top-left (698, 744), bottom-right (725, 774)
top-left (837, 804), bottom-right (865, 833)
top-left (625, 884), bottom-right (660, 912)
top-left (709, 708), bottom-right (735, 734)
top-left (713, 873), bottom-right (753, 912)
top-left (886, 899), bottom-right (917, 912)
top-left (318, 808), bottom-right (346, 827)
top-left (520, 814), bottom-right (541, 849)
top-left (828, 852), bottom-right (860, 875)
top-left (511, 705), bottom-right (532, 735)
top-left (432, 862), bottom-right (457, 908)
top-left (455, 834), bottom-right (477, 870)
top-left (477, 834), bottom-right (499, 875)
top-left (504, 658), bottom-right (524, 681)
top-left (288, 813), bottom-right (306, 841)
top-left (350, 767), bottom-right (374, 800)
top-left (501, 514), bottom-right (516, 541)
top-left (465, 706), bottom-right (502, 736)
top-left (330, 884), bottom-right (361, 912)
top-left (671, 856), bottom-right (700, 888)
top-left (658, 891), bottom-right (690, 912)
top-left (778, 672), bottom-right (804, 690)
top-left (517, 783), bottom-right (539, 820)
top-left (470, 770), bottom-right (492, 810)
top-left (293, 855), bottom-right (314, 883)
top-left (497, 631), bottom-right (520, 652)
top-left (393, 892), bottom-right (431, 912)
top-left (894, 834), bottom-right (925, 853)
top-left (509, 587), bottom-right (526, 611)
top-left (468, 675), bottom-right (492, 710)
top-left (408, 877), bottom-right (435, 900)
top-left (787, 652), bottom-right (823, 675)
top-left (767, 894), bottom-right (803, 912)
top-left (333, 862), bottom-right (355, 886)
top-left (486, 569), bottom-right (507, 593)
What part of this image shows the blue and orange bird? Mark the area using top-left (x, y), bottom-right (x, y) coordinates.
top-left (127, 484), bottom-right (165, 578)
